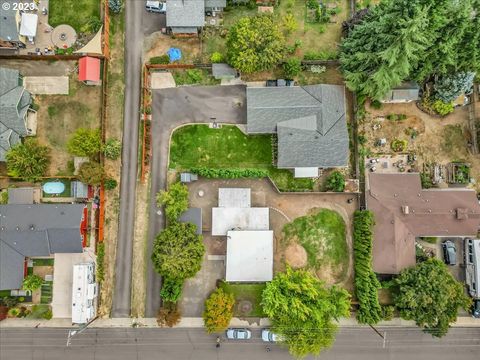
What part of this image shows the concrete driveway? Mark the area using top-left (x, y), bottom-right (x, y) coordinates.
top-left (24, 76), bottom-right (69, 95)
top-left (434, 237), bottom-right (465, 282)
top-left (145, 85), bottom-right (247, 316)
top-left (51, 252), bottom-right (95, 319)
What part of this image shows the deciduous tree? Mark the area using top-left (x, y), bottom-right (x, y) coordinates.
top-left (67, 128), bottom-right (102, 158)
top-left (203, 288), bottom-right (235, 333)
top-left (22, 275), bottom-right (43, 292)
top-left (262, 268), bottom-right (350, 358)
top-left (226, 15), bottom-right (286, 73)
top-left (156, 182), bottom-right (189, 222)
top-left (6, 138), bottom-right (50, 182)
top-left (77, 161), bottom-right (105, 185)
top-left (151, 222), bottom-right (205, 281)
top-left (393, 258), bottom-right (471, 337)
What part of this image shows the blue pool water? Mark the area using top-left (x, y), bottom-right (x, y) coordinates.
top-left (43, 182), bottom-right (65, 195)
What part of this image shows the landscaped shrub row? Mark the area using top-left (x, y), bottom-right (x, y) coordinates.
top-left (190, 167), bottom-right (269, 179)
top-left (96, 242), bottom-right (105, 283)
top-left (353, 210), bottom-right (382, 324)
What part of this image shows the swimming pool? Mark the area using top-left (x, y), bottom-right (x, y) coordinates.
top-left (42, 181), bottom-right (65, 195)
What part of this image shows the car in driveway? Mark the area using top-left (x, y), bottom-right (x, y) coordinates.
top-left (145, 0), bottom-right (166, 13)
top-left (442, 240), bottom-right (457, 265)
top-left (226, 328), bottom-right (251, 340)
top-left (261, 329), bottom-right (281, 342)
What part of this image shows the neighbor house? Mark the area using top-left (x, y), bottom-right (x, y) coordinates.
top-left (366, 173), bottom-right (480, 275)
top-left (382, 82), bottom-right (420, 103)
top-left (211, 188), bottom-right (273, 282)
top-left (0, 67), bottom-right (34, 161)
top-left (246, 84), bottom-right (348, 178)
top-left (205, 0), bottom-right (227, 13)
top-left (166, 0), bottom-right (205, 35)
top-left (0, 0), bottom-right (24, 49)
top-left (0, 198), bottom-right (87, 290)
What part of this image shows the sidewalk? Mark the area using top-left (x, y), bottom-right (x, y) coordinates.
top-left (1, 316), bottom-right (479, 329)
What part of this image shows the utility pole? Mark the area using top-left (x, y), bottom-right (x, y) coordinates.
top-left (368, 324), bottom-right (387, 348)
top-left (66, 316), bottom-right (98, 346)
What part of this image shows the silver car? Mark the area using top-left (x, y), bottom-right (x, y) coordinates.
top-left (225, 328), bottom-right (251, 340)
top-left (261, 329), bottom-right (280, 342)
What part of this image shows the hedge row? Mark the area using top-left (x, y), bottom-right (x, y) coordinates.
top-left (190, 167), bottom-right (269, 179)
top-left (353, 210), bottom-right (382, 324)
top-left (96, 242), bottom-right (105, 283)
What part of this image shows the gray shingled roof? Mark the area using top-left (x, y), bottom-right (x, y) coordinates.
top-left (0, 242), bottom-right (24, 291)
top-left (8, 187), bottom-right (34, 204)
top-left (0, 204), bottom-right (85, 290)
top-left (212, 63), bottom-right (237, 79)
top-left (247, 84), bottom-right (348, 168)
top-left (178, 208), bottom-right (202, 235)
top-left (166, 0), bottom-right (205, 28)
top-left (0, 1), bottom-right (20, 43)
top-left (383, 82), bottom-right (420, 102)
top-left (0, 67), bottom-right (31, 161)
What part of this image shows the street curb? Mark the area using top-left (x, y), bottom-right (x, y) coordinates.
top-left (1, 316), bottom-right (478, 329)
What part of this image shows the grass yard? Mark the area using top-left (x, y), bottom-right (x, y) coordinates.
top-left (172, 69), bottom-right (221, 86)
top-left (219, 282), bottom-right (265, 317)
top-left (283, 209), bottom-right (348, 283)
top-left (48, 0), bottom-right (101, 32)
top-left (169, 125), bottom-right (314, 191)
top-left (33, 259), bottom-right (55, 267)
top-left (36, 72), bottom-right (102, 175)
top-left (202, 0), bottom-right (349, 61)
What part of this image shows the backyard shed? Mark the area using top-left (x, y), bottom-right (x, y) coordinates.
top-left (225, 230), bottom-right (273, 282)
top-left (78, 57), bottom-right (101, 85)
top-left (71, 181), bottom-right (89, 199)
top-left (212, 63), bottom-right (238, 80)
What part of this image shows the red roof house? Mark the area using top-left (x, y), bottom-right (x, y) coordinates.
top-left (78, 56), bottom-right (101, 84)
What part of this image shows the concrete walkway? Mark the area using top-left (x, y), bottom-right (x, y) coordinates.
top-left (2, 316), bottom-right (478, 329)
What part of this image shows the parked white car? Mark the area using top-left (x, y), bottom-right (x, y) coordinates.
top-left (261, 329), bottom-right (281, 342)
top-left (225, 328), bottom-right (252, 340)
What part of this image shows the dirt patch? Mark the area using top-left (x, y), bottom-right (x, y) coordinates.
top-left (144, 33), bottom-right (201, 62)
top-left (284, 242), bottom-right (307, 269)
top-left (35, 75), bottom-right (102, 175)
top-left (363, 101), bottom-right (480, 190)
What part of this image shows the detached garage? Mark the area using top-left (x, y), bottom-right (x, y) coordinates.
top-left (225, 230), bottom-right (273, 282)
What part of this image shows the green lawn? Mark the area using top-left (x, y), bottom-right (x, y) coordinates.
top-left (172, 69), bottom-right (221, 86)
top-left (283, 209), bottom-right (349, 282)
top-left (169, 125), bottom-right (314, 191)
top-left (33, 259), bottom-right (55, 266)
top-left (220, 282), bottom-right (266, 317)
top-left (48, 0), bottom-right (101, 32)
top-left (0, 290), bottom-right (11, 297)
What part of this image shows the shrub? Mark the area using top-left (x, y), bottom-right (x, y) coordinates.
top-left (325, 171), bottom-right (345, 192)
top-left (431, 100), bottom-right (454, 116)
top-left (22, 275), bottom-right (43, 292)
top-left (391, 139), bottom-right (407, 152)
top-left (86, 17), bottom-right (102, 33)
top-left (190, 167), bottom-right (269, 179)
top-left (103, 138), bottom-right (122, 160)
top-left (210, 52), bottom-right (224, 63)
top-left (67, 128), bottom-right (102, 158)
top-left (108, 0), bottom-right (123, 14)
top-left (306, 0), bottom-right (318, 9)
top-left (370, 100), bottom-right (383, 109)
top-left (160, 277), bottom-right (184, 303)
top-left (0, 191), bottom-right (8, 204)
top-left (303, 50), bottom-right (338, 60)
top-left (186, 69), bottom-right (203, 83)
top-left (353, 210), bottom-right (382, 324)
top-left (283, 57), bottom-right (302, 78)
top-left (150, 55), bottom-right (170, 65)
top-left (78, 161), bottom-right (105, 185)
top-left (381, 305), bottom-right (395, 321)
top-left (104, 178), bottom-right (118, 190)
top-left (157, 302), bottom-right (181, 327)
top-left (282, 13), bottom-right (298, 34)
top-left (1, 297), bottom-right (19, 308)
top-left (8, 308), bottom-right (20, 317)
top-left (420, 172), bottom-right (433, 189)
top-left (203, 288), bottom-right (235, 333)
top-left (6, 138), bottom-right (50, 182)
top-left (156, 182), bottom-right (189, 222)
top-left (96, 242), bottom-right (105, 282)
top-left (386, 113), bottom-right (407, 121)
top-left (309, 65), bottom-right (326, 73)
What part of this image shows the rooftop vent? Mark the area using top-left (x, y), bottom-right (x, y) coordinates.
top-left (456, 208), bottom-right (469, 220)
top-left (402, 205), bottom-right (409, 215)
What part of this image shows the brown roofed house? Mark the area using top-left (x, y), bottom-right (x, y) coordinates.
top-left (366, 173), bottom-right (480, 274)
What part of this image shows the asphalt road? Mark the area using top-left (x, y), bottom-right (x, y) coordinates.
top-left (145, 86), bottom-right (247, 316)
top-left (1, 327), bottom-right (479, 360)
top-left (111, 5), bottom-right (165, 317)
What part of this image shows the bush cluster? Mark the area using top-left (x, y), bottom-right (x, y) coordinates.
top-left (96, 242), bottom-right (105, 283)
top-left (190, 167), bottom-right (269, 179)
top-left (150, 55), bottom-right (170, 65)
top-left (353, 210), bottom-right (382, 324)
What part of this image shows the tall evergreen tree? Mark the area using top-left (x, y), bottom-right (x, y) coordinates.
top-left (340, 0), bottom-right (429, 100)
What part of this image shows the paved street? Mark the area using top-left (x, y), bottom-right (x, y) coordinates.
top-left (145, 86), bottom-right (247, 316)
top-left (112, 4), bottom-right (165, 317)
top-left (1, 327), bottom-right (479, 360)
